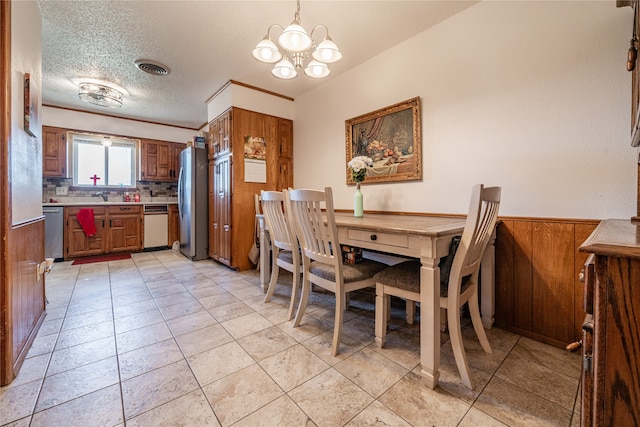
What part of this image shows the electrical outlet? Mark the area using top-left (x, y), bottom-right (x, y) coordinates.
top-left (56, 186), bottom-right (68, 196)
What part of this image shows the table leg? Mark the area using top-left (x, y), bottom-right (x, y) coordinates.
top-left (480, 232), bottom-right (496, 329)
top-left (420, 258), bottom-right (440, 389)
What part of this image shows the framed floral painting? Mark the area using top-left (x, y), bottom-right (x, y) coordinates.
top-left (345, 97), bottom-right (422, 185)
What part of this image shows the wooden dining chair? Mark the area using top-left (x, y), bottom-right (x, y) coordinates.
top-left (260, 190), bottom-right (301, 321)
top-left (286, 187), bottom-right (387, 356)
top-left (373, 184), bottom-right (501, 389)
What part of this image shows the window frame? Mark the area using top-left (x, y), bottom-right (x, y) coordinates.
top-left (68, 131), bottom-right (139, 190)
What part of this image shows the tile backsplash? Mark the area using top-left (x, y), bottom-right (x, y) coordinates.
top-left (43, 177), bottom-right (178, 203)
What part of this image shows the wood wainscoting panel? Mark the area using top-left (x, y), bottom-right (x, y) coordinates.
top-left (495, 220), bottom-right (515, 327)
top-left (1, 218), bottom-right (46, 385)
top-left (512, 221), bottom-right (534, 332)
top-left (495, 217), bottom-right (599, 348)
top-left (531, 222), bottom-right (575, 344)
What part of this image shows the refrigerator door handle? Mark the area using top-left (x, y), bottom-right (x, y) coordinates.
top-left (177, 166), bottom-right (184, 219)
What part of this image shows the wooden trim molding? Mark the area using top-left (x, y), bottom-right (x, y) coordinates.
top-left (0, 0), bottom-right (13, 385)
top-left (205, 79), bottom-right (295, 105)
top-left (42, 104), bottom-right (200, 131)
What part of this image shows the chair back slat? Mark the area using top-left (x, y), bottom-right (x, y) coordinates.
top-left (287, 187), bottom-right (341, 271)
top-left (449, 185), bottom-right (501, 296)
top-left (260, 191), bottom-right (295, 252)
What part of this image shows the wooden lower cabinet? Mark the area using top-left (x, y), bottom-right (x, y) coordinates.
top-left (65, 206), bottom-right (108, 258)
top-left (210, 155), bottom-right (232, 266)
top-left (65, 205), bottom-right (143, 258)
top-left (579, 220), bottom-right (640, 426)
top-left (168, 204), bottom-right (179, 247)
top-left (108, 206), bottom-right (143, 253)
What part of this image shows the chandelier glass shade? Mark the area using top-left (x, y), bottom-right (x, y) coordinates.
top-left (252, 0), bottom-right (342, 79)
top-left (78, 83), bottom-right (123, 108)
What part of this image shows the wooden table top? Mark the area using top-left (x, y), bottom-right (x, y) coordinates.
top-left (333, 212), bottom-right (466, 237)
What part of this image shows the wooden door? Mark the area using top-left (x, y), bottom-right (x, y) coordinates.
top-left (211, 155), bottom-right (232, 266)
top-left (108, 206), bottom-right (142, 252)
top-left (42, 126), bottom-right (66, 177)
top-left (65, 207), bottom-right (107, 258)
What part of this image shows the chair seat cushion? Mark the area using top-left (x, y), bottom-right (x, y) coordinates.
top-left (310, 259), bottom-right (386, 283)
top-left (373, 260), bottom-right (470, 296)
top-left (278, 250), bottom-right (294, 264)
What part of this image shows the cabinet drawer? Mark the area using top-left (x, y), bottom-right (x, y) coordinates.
top-left (346, 229), bottom-right (409, 248)
top-left (66, 206), bottom-right (107, 216)
top-left (107, 205), bottom-right (142, 215)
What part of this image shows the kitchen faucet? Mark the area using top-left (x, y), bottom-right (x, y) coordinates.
top-left (93, 192), bottom-right (108, 202)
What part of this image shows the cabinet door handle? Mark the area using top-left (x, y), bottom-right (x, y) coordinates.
top-left (120, 207), bottom-right (131, 211)
top-left (370, 234), bottom-right (377, 241)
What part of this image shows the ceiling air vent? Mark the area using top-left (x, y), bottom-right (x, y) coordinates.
top-left (134, 60), bottom-right (170, 76)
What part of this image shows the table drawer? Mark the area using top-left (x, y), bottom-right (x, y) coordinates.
top-left (347, 229), bottom-right (409, 248)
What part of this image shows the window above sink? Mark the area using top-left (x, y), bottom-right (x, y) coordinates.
top-left (69, 131), bottom-right (139, 189)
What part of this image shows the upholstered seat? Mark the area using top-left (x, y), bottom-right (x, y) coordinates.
top-left (373, 259), bottom-right (472, 296)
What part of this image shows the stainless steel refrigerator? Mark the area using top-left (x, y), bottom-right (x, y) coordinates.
top-left (178, 146), bottom-right (208, 260)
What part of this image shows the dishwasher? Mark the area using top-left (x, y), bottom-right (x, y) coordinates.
top-left (43, 206), bottom-right (64, 260)
top-left (144, 204), bottom-right (169, 249)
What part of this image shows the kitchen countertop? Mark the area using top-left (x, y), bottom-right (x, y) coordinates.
top-left (43, 200), bottom-right (178, 207)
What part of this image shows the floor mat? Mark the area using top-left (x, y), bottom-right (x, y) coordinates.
top-left (71, 253), bottom-right (132, 265)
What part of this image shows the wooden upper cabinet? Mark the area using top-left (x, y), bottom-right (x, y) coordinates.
top-left (209, 109), bottom-right (231, 159)
top-left (42, 126), bottom-right (67, 177)
top-left (279, 119), bottom-right (293, 159)
top-left (171, 143), bottom-right (184, 180)
top-left (277, 118), bottom-right (293, 190)
top-left (140, 139), bottom-right (182, 182)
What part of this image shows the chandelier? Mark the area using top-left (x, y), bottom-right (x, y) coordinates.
top-left (252, 0), bottom-right (342, 79)
top-left (78, 83), bottom-right (123, 108)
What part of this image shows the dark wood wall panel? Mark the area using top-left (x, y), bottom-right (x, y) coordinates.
top-left (495, 217), bottom-right (599, 348)
top-left (1, 219), bottom-right (46, 385)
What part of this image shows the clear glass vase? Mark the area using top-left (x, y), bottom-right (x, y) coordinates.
top-left (354, 182), bottom-right (363, 217)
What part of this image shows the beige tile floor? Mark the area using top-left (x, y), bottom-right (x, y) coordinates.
top-left (1, 250), bottom-right (582, 426)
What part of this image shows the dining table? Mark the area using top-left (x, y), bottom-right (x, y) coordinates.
top-left (257, 211), bottom-right (497, 389)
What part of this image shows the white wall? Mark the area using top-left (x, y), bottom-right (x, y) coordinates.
top-left (11, 1), bottom-right (42, 224)
top-left (43, 106), bottom-right (196, 144)
top-left (294, 1), bottom-right (637, 219)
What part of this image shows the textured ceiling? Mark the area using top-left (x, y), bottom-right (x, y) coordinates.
top-left (39, 1), bottom-right (477, 130)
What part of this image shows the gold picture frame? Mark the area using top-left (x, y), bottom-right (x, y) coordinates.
top-left (345, 97), bottom-right (421, 185)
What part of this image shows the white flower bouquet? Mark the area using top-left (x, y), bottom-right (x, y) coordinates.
top-left (348, 156), bottom-right (373, 183)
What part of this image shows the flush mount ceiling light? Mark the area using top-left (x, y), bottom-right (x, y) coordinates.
top-left (252, 0), bottom-right (342, 79)
top-left (78, 83), bottom-right (123, 108)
